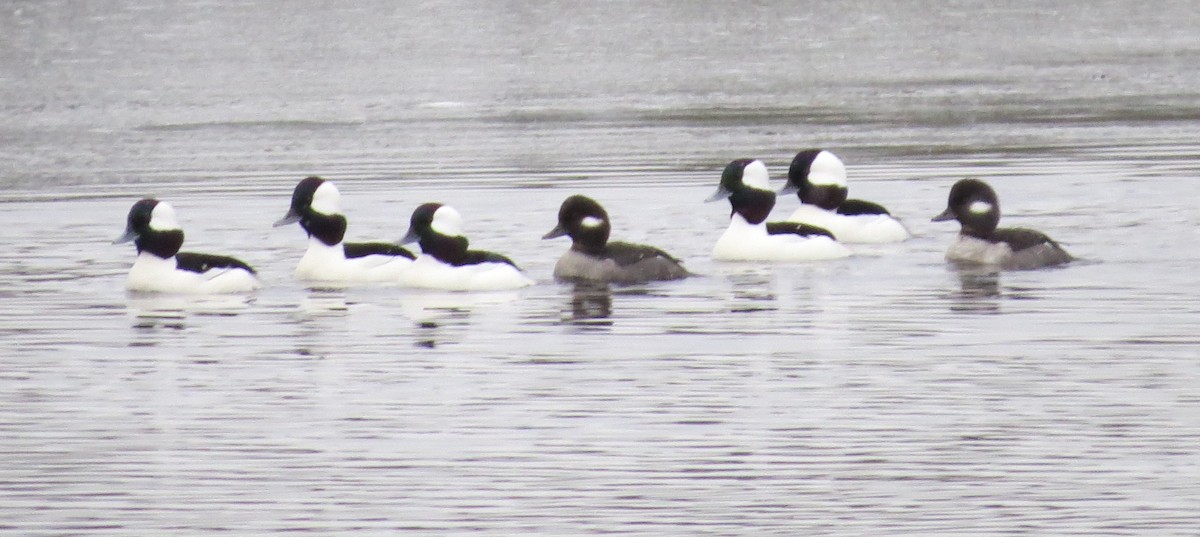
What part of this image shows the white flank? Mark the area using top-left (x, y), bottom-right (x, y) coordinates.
top-left (712, 213), bottom-right (851, 261)
top-left (786, 205), bottom-right (910, 243)
top-left (127, 252), bottom-right (260, 294)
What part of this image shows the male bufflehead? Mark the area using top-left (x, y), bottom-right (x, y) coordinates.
top-left (274, 176), bottom-right (414, 282)
top-left (397, 203), bottom-right (534, 291)
top-left (114, 199), bottom-right (260, 294)
top-left (543, 195), bottom-right (691, 284)
top-left (706, 159), bottom-right (851, 261)
top-left (932, 178), bottom-right (1073, 270)
top-left (780, 149), bottom-right (910, 243)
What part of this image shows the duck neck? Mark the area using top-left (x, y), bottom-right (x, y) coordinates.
top-left (730, 188), bottom-right (775, 225)
top-left (420, 234), bottom-right (470, 266)
top-left (301, 212), bottom-right (347, 247)
top-left (135, 229), bottom-right (184, 259)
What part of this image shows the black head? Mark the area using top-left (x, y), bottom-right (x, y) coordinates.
top-left (114, 198), bottom-right (185, 258)
top-left (706, 158), bottom-right (754, 201)
top-left (274, 176), bottom-right (347, 246)
top-left (783, 149), bottom-right (848, 210)
top-left (933, 178), bottom-right (1001, 237)
top-left (401, 202), bottom-right (442, 242)
top-left (543, 195), bottom-right (611, 255)
top-left (287, 176), bottom-right (326, 216)
top-left (707, 158), bottom-right (775, 225)
top-left (399, 202), bottom-right (471, 263)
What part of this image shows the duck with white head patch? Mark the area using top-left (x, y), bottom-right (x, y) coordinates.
top-left (933, 178), bottom-right (1073, 270)
top-left (115, 199), bottom-right (261, 293)
top-left (397, 203), bottom-right (534, 291)
top-left (780, 149), bottom-right (910, 243)
top-left (274, 176), bottom-right (415, 282)
top-left (706, 158), bottom-right (851, 261)
top-left (543, 195), bottom-right (691, 284)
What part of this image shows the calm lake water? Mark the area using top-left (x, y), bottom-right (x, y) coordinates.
top-left (2, 1), bottom-right (1199, 535)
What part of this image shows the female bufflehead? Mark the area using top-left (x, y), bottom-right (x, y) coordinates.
top-left (543, 194), bottom-right (691, 284)
top-left (932, 178), bottom-right (1073, 270)
top-left (780, 149), bottom-right (910, 243)
top-left (274, 176), bottom-right (415, 282)
top-left (397, 203), bottom-right (534, 291)
top-left (706, 159), bottom-right (851, 261)
top-left (114, 199), bottom-right (260, 293)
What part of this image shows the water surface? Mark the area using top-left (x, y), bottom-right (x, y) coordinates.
top-left (2, 1), bottom-right (1199, 535)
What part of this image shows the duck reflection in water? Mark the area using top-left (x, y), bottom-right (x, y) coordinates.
top-left (565, 281), bottom-right (613, 326)
top-left (126, 293), bottom-right (252, 334)
top-left (950, 266), bottom-right (1002, 314)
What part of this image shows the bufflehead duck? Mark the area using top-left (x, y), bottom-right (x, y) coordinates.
top-left (274, 176), bottom-right (414, 282)
top-left (114, 198), bottom-right (260, 294)
top-left (706, 159), bottom-right (851, 261)
top-left (397, 203), bottom-right (534, 291)
top-left (932, 178), bottom-right (1073, 270)
top-left (543, 194), bottom-right (691, 284)
top-left (780, 149), bottom-right (910, 243)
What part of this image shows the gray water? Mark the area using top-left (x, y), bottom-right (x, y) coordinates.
top-left (2, 1), bottom-right (1199, 535)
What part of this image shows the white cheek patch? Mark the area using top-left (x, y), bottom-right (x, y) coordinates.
top-left (742, 160), bottom-right (772, 190)
top-left (580, 216), bottom-right (604, 229)
top-left (808, 151), bottom-right (847, 187)
top-left (431, 205), bottom-right (464, 237)
top-left (968, 201), bottom-right (993, 215)
top-left (149, 202), bottom-right (182, 231)
top-left (311, 182), bottom-right (343, 215)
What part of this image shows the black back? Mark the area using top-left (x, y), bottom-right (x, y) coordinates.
top-left (176, 252), bottom-right (256, 274)
top-left (990, 227), bottom-right (1061, 252)
top-left (766, 221), bottom-right (835, 239)
top-left (344, 241), bottom-right (415, 260)
top-left (837, 199), bottom-right (891, 216)
top-left (462, 249), bottom-right (519, 267)
top-left (603, 241), bottom-right (683, 267)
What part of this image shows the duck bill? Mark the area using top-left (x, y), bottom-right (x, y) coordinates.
top-left (704, 186), bottom-right (732, 203)
top-left (112, 228), bottom-right (138, 245)
top-left (273, 209), bottom-right (301, 227)
top-left (541, 224), bottom-right (567, 240)
top-left (931, 208), bottom-right (956, 222)
top-left (397, 228), bottom-right (420, 245)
